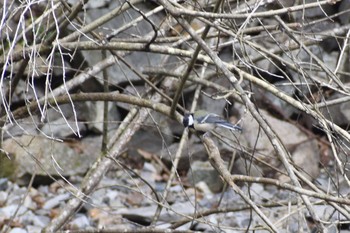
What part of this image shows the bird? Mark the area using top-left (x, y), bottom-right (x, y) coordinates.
top-left (182, 110), bottom-right (242, 133)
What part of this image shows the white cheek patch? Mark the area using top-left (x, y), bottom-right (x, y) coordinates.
top-left (188, 115), bottom-right (194, 126)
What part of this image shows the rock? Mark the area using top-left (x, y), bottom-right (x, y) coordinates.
top-left (252, 80), bottom-right (299, 118)
top-left (88, 208), bottom-right (125, 229)
top-left (249, 182), bottom-right (263, 196)
top-left (311, 92), bottom-right (350, 127)
top-left (158, 141), bottom-right (207, 172)
top-left (238, 107), bottom-right (317, 177)
top-left (105, 190), bottom-right (124, 207)
top-left (67, 214), bottom-right (90, 230)
top-left (85, 101), bottom-right (120, 133)
top-left (339, 0), bottom-right (350, 25)
top-left (23, 195), bottom-right (37, 210)
top-left (124, 123), bottom-right (176, 167)
top-left (308, 21), bottom-right (341, 52)
top-left (26, 225), bottom-right (41, 233)
top-left (43, 193), bottom-right (70, 210)
top-left (265, 0), bottom-right (295, 9)
top-left (143, 110), bottom-right (174, 145)
top-left (117, 200), bottom-right (195, 224)
top-left (116, 205), bottom-right (156, 224)
top-left (115, 86), bottom-right (146, 111)
top-left (19, 211), bottom-right (50, 228)
top-left (40, 102), bottom-right (90, 138)
top-left (41, 117), bottom-right (86, 138)
top-left (5, 115), bottom-right (41, 139)
top-left (139, 162), bottom-right (157, 186)
top-left (195, 181), bottom-right (213, 196)
top-left (80, 1), bottom-right (166, 85)
top-left (187, 160), bottom-right (225, 193)
top-left (89, 188), bottom-right (108, 207)
top-left (9, 228), bottom-right (27, 233)
top-left (7, 184), bottom-right (27, 203)
top-left (0, 205), bottom-right (27, 219)
top-left (0, 191), bottom-right (8, 206)
top-left (336, 137), bottom-right (350, 179)
top-left (292, 0), bottom-right (336, 20)
top-left (2, 135), bottom-right (100, 184)
top-left (198, 86), bottom-right (231, 117)
top-left (340, 101), bottom-right (350, 125)
top-left (247, 29), bottom-right (291, 83)
top-left (169, 201), bottom-right (196, 219)
top-left (0, 178), bottom-right (8, 190)
top-left (67, 0), bottom-right (111, 9)
top-left (233, 156), bottom-right (264, 177)
top-left (291, 139), bottom-right (320, 180)
top-left (240, 108), bottom-right (307, 154)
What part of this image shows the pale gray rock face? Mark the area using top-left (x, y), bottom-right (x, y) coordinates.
top-left (339, 0), bottom-right (350, 25)
top-left (2, 135), bottom-right (100, 184)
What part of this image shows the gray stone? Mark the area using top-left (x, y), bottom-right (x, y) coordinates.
top-left (68, 215), bottom-right (90, 229)
top-left (0, 191), bottom-right (8, 206)
top-left (87, 101), bottom-right (120, 133)
top-left (2, 135), bottom-right (100, 184)
top-left (25, 226), bottom-right (41, 233)
top-left (291, 139), bottom-right (320, 180)
top-left (80, 1), bottom-right (166, 85)
top-left (43, 193), bottom-right (70, 210)
top-left (187, 160), bottom-right (225, 193)
top-left (9, 228), bottom-right (27, 233)
top-left (0, 205), bottom-right (27, 218)
top-left (41, 117), bottom-right (86, 138)
top-left (0, 178), bottom-right (8, 190)
top-left (339, 0), bottom-right (350, 25)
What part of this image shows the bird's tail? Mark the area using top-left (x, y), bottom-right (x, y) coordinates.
top-left (217, 122), bottom-right (242, 131)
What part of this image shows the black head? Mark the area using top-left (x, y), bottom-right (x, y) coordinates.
top-left (182, 113), bottom-right (194, 128)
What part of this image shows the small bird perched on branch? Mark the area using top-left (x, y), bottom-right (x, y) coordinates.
top-left (182, 110), bottom-right (242, 133)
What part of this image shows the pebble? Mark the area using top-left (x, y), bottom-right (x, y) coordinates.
top-left (0, 178), bottom-right (8, 190)
top-left (42, 193), bottom-right (70, 210)
top-left (0, 166), bottom-right (313, 232)
top-left (0, 205), bottom-right (27, 218)
top-left (0, 191), bottom-right (8, 205)
top-left (9, 228), bottom-right (27, 233)
top-left (26, 225), bottom-right (41, 233)
top-left (68, 215), bottom-right (90, 229)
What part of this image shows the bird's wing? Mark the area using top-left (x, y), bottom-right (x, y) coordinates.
top-left (197, 113), bottom-right (226, 124)
top-left (216, 122), bottom-right (242, 131)
top-left (198, 113), bottom-right (242, 131)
